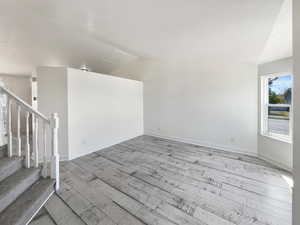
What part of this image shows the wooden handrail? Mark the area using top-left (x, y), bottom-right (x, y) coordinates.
top-left (0, 86), bottom-right (50, 123)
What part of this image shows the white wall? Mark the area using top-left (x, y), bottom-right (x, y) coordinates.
top-left (37, 67), bottom-right (143, 160)
top-left (0, 75), bottom-right (31, 104)
top-left (67, 68), bottom-right (143, 159)
top-left (293, 0), bottom-right (300, 223)
top-left (112, 59), bottom-right (258, 155)
top-left (0, 74), bottom-right (31, 135)
top-left (37, 67), bottom-right (69, 160)
top-left (257, 57), bottom-right (293, 170)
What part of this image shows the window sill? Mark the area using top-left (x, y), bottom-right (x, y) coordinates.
top-left (260, 133), bottom-right (292, 144)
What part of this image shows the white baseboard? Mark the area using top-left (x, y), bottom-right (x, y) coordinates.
top-left (59, 155), bottom-right (69, 161)
top-left (37, 154), bottom-right (69, 163)
top-left (68, 134), bottom-right (143, 160)
top-left (145, 132), bottom-right (257, 157)
top-left (258, 155), bottom-right (292, 172)
top-left (146, 133), bottom-right (293, 172)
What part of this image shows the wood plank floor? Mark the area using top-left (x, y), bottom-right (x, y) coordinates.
top-left (30, 135), bottom-right (292, 225)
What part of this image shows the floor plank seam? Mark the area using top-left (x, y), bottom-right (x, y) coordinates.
top-left (31, 135), bottom-right (292, 225)
top-left (121, 142), bottom-right (288, 188)
top-left (58, 194), bottom-right (89, 224)
top-left (43, 206), bottom-right (59, 225)
top-left (80, 158), bottom-right (239, 224)
top-left (112, 201), bottom-right (149, 225)
top-left (125, 138), bottom-right (285, 172)
top-left (72, 159), bottom-right (204, 225)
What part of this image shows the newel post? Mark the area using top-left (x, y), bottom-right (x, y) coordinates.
top-left (50, 113), bottom-right (59, 191)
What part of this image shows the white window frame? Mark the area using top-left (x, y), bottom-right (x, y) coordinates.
top-left (260, 73), bottom-right (293, 143)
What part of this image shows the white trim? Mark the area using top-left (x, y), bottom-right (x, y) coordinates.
top-left (58, 155), bottom-right (69, 161)
top-left (258, 155), bottom-right (292, 172)
top-left (67, 134), bottom-right (143, 160)
top-left (260, 133), bottom-right (292, 144)
top-left (262, 72), bottom-right (293, 78)
top-left (25, 190), bottom-right (55, 225)
top-left (260, 73), bottom-right (293, 142)
top-left (260, 75), bottom-right (268, 135)
top-left (145, 133), bottom-right (293, 172)
top-left (268, 104), bottom-right (291, 107)
top-left (146, 132), bottom-right (257, 156)
top-left (38, 154), bottom-right (69, 162)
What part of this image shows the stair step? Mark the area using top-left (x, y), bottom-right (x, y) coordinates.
top-left (0, 145), bottom-right (7, 158)
top-left (0, 179), bottom-right (55, 225)
top-left (29, 213), bottom-right (56, 225)
top-left (0, 168), bottom-right (40, 213)
top-left (0, 157), bottom-right (23, 182)
top-left (45, 194), bottom-right (86, 225)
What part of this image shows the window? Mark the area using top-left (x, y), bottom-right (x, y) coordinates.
top-left (261, 73), bottom-right (293, 142)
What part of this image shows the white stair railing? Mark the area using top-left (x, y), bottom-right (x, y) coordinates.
top-left (0, 86), bottom-right (60, 190)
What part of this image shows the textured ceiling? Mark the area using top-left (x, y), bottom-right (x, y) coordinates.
top-left (0, 0), bottom-right (284, 75)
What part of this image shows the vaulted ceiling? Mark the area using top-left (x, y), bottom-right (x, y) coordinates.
top-left (259, 0), bottom-right (292, 64)
top-left (0, 0), bottom-right (287, 75)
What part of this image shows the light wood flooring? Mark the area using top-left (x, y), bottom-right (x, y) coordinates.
top-left (30, 135), bottom-right (292, 225)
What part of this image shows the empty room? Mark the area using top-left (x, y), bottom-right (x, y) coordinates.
top-left (0, 0), bottom-right (300, 225)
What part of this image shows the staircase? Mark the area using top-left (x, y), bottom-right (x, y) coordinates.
top-left (0, 86), bottom-right (59, 225)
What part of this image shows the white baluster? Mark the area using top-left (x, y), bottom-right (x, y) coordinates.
top-left (32, 114), bottom-right (39, 168)
top-left (50, 113), bottom-right (59, 190)
top-left (42, 122), bottom-right (48, 178)
top-left (7, 98), bottom-right (12, 157)
top-left (0, 86), bottom-right (57, 177)
top-left (25, 111), bottom-right (30, 168)
top-left (16, 105), bottom-right (21, 157)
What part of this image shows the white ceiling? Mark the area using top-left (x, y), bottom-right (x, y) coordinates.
top-left (0, 0), bottom-right (284, 75)
top-left (259, 0), bottom-right (292, 64)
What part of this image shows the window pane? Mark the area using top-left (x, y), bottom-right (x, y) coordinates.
top-left (268, 106), bottom-right (290, 135)
top-left (268, 75), bottom-right (292, 104)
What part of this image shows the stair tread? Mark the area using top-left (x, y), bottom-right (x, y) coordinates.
top-left (0, 157), bottom-right (22, 170)
top-left (0, 179), bottom-right (55, 225)
top-left (0, 157), bottom-right (23, 182)
top-left (0, 157), bottom-right (22, 167)
top-left (0, 168), bottom-right (40, 213)
top-left (0, 145), bottom-right (7, 158)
